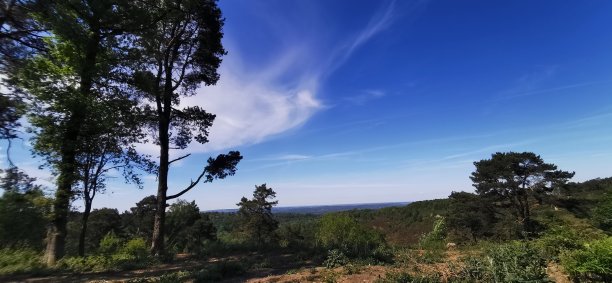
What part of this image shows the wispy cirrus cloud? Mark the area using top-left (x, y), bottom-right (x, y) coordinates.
top-left (160, 1), bottom-right (405, 154)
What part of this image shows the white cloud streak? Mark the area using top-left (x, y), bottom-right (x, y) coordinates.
top-left (151, 1), bottom-right (402, 154)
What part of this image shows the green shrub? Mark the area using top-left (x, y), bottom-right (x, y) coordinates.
top-left (59, 237), bottom-right (152, 272)
top-left (375, 271), bottom-right (441, 283)
top-left (458, 241), bottom-right (549, 283)
top-left (371, 244), bottom-right (394, 264)
top-left (323, 249), bottom-right (348, 268)
top-left (457, 256), bottom-right (493, 282)
top-left (592, 195), bottom-right (612, 232)
top-left (0, 248), bottom-right (45, 275)
top-left (317, 214), bottom-right (386, 258)
top-left (560, 237), bottom-right (612, 282)
top-left (417, 216), bottom-right (446, 263)
top-left (121, 238), bottom-right (148, 258)
top-left (534, 225), bottom-right (582, 261)
top-left (58, 255), bottom-right (111, 272)
top-left (487, 241), bottom-right (549, 282)
top-left (98, 232), bottom-right (123, 255)
top-left (193, 261), bottom-right (246, 283)
top-left (158, 271), bottom-right (191, 283)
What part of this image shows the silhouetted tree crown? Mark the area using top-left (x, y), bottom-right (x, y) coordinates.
top-left (470, 151), bottom-right (574, 234)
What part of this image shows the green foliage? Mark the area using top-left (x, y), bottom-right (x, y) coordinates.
top-left (324, 249), bottom-right (349, 268)
top-left (592, 194), bottom-right (612, 232)
top-left (277, 217), bottom-right (319, 250)
top-left (459, 241), bottom-right (549, 283)
top-left (0, 248), bottom-right (45, 275)
top-left (166, 200), bottom-right (216, 254)
top-left (157, 271), bottom-right (192, 283)
top-left (60, 236), bottom-right (151, 272)
top-left (119, 238), bottom-right (149, 263)
top-left (419, 216), bottom-right (446, 245)
top-left (123, 195), bottom-right (157, 242)
top-left (0, 168), bottom-right (49, 249)
top-left (360, 199), bottom-right (450, 246)
top-left (560, 237), bottom-right (612, 282)
top-left (458, 256), bottom-right (493, 282)
top-left (236, 184), bottom-right (279, 247)
top-left (375, 271), bottom-right (442, 283)
top-left (58, 255), bottom-right (112, 273)
top-left (417, 216), bottom-right (446, 263)
top-left (85, 208), bottom-right (122, 252)
top-left (98, 232), bottom-right (123, 255)
top-left (446, 191), bottom-right (499, 242)
top-left (471, 152), bottom-right (574, 236)
top-left (534, 225), bottom-right (583, 261)
top-left (192, 261), bottom-right (246, 283)
top-left (317, 213), bottom-right (387, 258)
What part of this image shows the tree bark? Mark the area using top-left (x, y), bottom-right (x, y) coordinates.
top-left (150, 130), bottom-right (168, 255)
top-left (78, 199), bottom-right (92, 257)
top-left (44, 109), bottom-right (83, 266)
top-left (150, 106), bottom-right (170, 256)
top-left (44, 27), bottom-right (100, 266)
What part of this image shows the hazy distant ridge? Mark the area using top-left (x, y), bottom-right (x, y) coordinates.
top-left (207, 202), bottom-right (410, 214)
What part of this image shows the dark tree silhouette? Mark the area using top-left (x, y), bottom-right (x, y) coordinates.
top-left (236, 184), bottom-right (279, 247)
top-left (130, 0), bottom-right (242, 256)
top-left (0, 0), bottom-right (46, 164)
top-left (75, 99), bottom-right (156, 256)
top-left (0, 167), bottom-right (50, 249)
top-left (8, 0), bottom-right (152, 265)
top-left (471, 152), bottom-right (574, 234)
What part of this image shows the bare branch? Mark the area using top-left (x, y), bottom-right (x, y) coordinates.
top-left (169, 153), bottom-right (190, 165)
top-left (167, 167), bottom-right (206, 200)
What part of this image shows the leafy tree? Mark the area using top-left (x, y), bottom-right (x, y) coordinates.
top-left (166, 200), bottom-right (215, 253)
top-left (130, 0), bottom-right (242, 256)
top-left (471, 152), bottom-right (574, 234)
top-left (447, 191), bottom-right (500, 242)
top-left (236, 184), bottom-right (279, 247)
top-left (0, 0), bottom-right (46, 164)
top-left (316, 213), bottom-right (385, 258)
top-left (0, 0), bottom-right (46, 63)
top-left (74, 100), bottom-right (155, 256)
top-left (0, 167), bottom-right (50, 249)
top-left (7, 0), bottom-right (152, 265)
top-left (592, 194), bottom-right (612, 232)
top-left (122, 195), bottom-right (157, 242)
top-left (86, 208), bottom-right (122, 253)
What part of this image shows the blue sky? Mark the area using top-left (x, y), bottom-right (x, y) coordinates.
top-left (3, 0), bottom-right (612, 211)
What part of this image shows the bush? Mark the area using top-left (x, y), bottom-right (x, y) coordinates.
top-left (59, 237), bottom-right (152, 272)
top-left (457, 256), bottom-right (493, 282)
top-left (323, 249), bottom-right (348, 268)
top-left (592, 195), bottom-right (612, 232)
top-left (0, 248), bottom-right (45, 275)
top-left (534, 225), bottom-right (582, 261)
top-left (116, 238), bottom-right (149, 264)
top-left (193, 260), bottom-right (246, 282)
top-left (317, 214), bottom-right (386, 258)
top-left (375, 271), bottom-right (441, 283)
top-left (560, 237), bottom-right (612, 282)
top-left (486, 241), bottom-right (549, 282)
top-left (58, 255), bottom-right (111, 273)
top-left (98, 232), bottom-right (123, 255)
top-left (418, 216), bottom-right (446, 263)
top-left (458, 241), bottom-right (549, 283)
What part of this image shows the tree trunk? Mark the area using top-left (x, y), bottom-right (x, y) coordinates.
top-left (44, 110), bottom-right (83, 266)
top-left (78, 199), bottom-right (92, 257)
top-left (44, 28), bottom-right (100, 266)
top-left (150, 116), bottom-right (169, 256)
